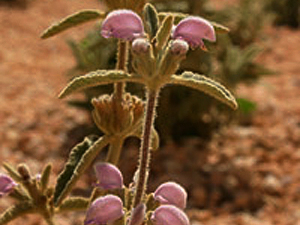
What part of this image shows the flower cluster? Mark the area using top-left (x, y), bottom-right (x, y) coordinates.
top-left (101, 9), bottom-right (216, 53)
top-left (82, 9), bottom-right (218, 225)
top-left (84, 163), bottom-right (190, 225)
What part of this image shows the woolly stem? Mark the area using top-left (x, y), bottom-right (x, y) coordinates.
top-left (133, 89), bottom-right (158, 207)
top-left (106, 137), bottom-right (124, 165)
top-left (114, 40), bottom-right (129, 100)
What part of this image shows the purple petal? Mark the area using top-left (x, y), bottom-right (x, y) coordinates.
top-left (172, 16), bottom-right (216, 48)
top-left (132, 38), bottom-right (150, 54)
top-left (154, 182), bottom-right (187, 209)
top-left (84, 195), bottom-right (124, 225)
top-left (101, 10), bottom-right (144, 41)
top-left (94, 162), bottom-right (123, 190)
top-left (151, 205), bottom-right (190, 225)
top-left (0, 174), bottom-right (17, 197)
top-left (170, 39), bottom-right (189, 55)
top-left (128, 203), bottom-right (146, 225)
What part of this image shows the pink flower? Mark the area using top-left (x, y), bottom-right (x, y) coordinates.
top-left (94, 162), bottom-right (123, 190)
top-left (151, 205), bottom-right (190, 225)
top-left (84, 195), bottom-right (124, 225)
top-left (154, 182), bottom-right (187, 209)
top-left (0, 174), bottom-right (17, 197)
top-left (170, 39), bottom-right (189, 55)
top-left (127, 203), bottom-right (146, 225)
top-left (132, 38), bottom-right (150, 54)
top-left (101, 10), bottom-right (144, 41)
top-left (172, 16), bottom-right (216, 49)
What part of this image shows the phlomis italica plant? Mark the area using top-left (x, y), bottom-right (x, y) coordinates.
top-left (0, 1), bottom-right (237, 224)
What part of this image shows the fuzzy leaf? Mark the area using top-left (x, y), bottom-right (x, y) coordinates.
top-left (58, 197), bottom-right (90, 212)
top-left (59, 70), bottom-right (138, 99)
top-left (210, 21), bottom-right (230, 33)
top-left (3, 163), bottom-right (22, 182)
top-left (158, 12), bottom-right (187, 24)
top-left (0, 201), bottom-right (35, 225)
top-left (41, 10), bottom-right (105, 39)
top-left (9, 187), bottom-right (30, 201)
top-left (158, 13), bottom-right (229, 33)
top-left (170, 72), bottom-right (238, 109)
top-left (40, 163), bottom-right (52, 192)
top-left (54, 136), bottom-right (110, 206)
top-left (155, 15), bottom-right (174, 50)
top-left (143, 3), bottom-right (159, 40)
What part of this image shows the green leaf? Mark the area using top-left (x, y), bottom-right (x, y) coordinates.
top-left (40, 163), bottom-right (52, 192)
top-left (54, 135), bottom-right (110, 206)
top-left (236, 98), bottom-right (256, 114)
top-left (3, 163), bottom-right (22, 182)
top-left (158, 12), bottom-right (187, 24)
top-left (59, 70), bottom-right (138, 99)
top-left (58, 197), bottom-right (90, 212)
top-left (158, 13), bottom-right (229, 33)
top-left (0, 201), bottom-right (35, 225)
top-left (210, 21), bottom-right (230, 33)
top-left (143, 3), bottom-right (159, 40)
top-left (155, 15), bottom-right (174, 51)
top-left (41, 10), bottom-right (105, 39)
top-left (9, 187), bottom-right (30, 201)
top-left (170, 72), bottom-right (238, 110)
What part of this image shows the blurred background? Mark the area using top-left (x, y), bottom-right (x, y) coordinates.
top-left (0, 0), bottom-right (300, 224)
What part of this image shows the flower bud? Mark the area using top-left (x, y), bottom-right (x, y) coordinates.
top-left (84, 195), bottom-right (124, 225)
top-left (132, 38), bottom-right (150, 54)
top-left (172, 16), bottom-right (216, 49)
top-left (154, 182), bottom-right (187, 209)
top-left (128, 203), bottom-right (146, 225)
top-left (170, 39), bottom-right (189, 55)
top-left (0, 174), bottom-right (17, 197)
top-left (151, 205), bottom-right (190, 225)
top-left (101, 10), bottom-right (144, 41)
top-left (94, 162), bottom-right (123, 190)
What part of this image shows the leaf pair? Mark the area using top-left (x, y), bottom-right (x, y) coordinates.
top-left (41, 6), bottom-right (229, 41)
top-left (59, 69), bottom-right (237, 109)
top-left (143, 4), bottom-right (174, 52)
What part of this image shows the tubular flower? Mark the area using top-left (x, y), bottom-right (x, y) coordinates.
top-left (101, 10), bottom-right (144, 41)
top-left (128, 203), bottom-right (146, 225)
top-left (84, 195), bottom-right (124, 225)
top-left (0, 174), bottom-right (17, 197)
top-left (94, 162), bottom-right (123, 190)
top-left (154, 182), bottom-right (187, 209)
top-left (151, 205), bottom-right (190, 225)
top-left (170, 39), bottom-right (189, 55)
top-left (172, 16), bottom-right (216, 49)
top-left (132, 38), bottom-right (150, 54)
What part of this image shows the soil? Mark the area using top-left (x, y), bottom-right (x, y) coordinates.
top-left (0, 1), bottom-right (300, 225)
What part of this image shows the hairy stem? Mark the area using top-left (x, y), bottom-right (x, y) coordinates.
top-left (114, 40), bottom-right (129, 100)
top-left (133, 90), bottom-right (158, 207)
top-left (107, 41), bottom-right (129, 165)
top-left (106, 137), bottom-right (124, 165)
